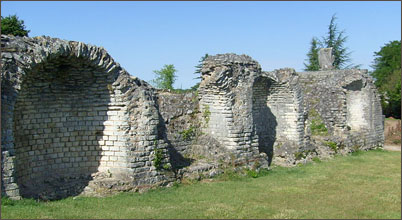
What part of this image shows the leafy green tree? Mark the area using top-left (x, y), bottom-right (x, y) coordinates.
top-left (151, 64), bottom-right (177, 90)
top-left (194, 53), bottom-right (208, 79)
top-left (321, 14), bottom-right (352, 69)
top-left (304, 37), bottom-right (320, 71)
top-left (371, 40), bottom-right (401, 118)
top-left (1, 14), bottom-right (30, 37)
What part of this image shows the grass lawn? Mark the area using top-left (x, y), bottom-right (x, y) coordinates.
top-left (1, 149), bottom-right (401, 219)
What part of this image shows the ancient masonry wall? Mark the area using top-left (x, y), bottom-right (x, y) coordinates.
top-left (198, 54), bottom-right (306, 166)
top-left (1, 35), bottom-right (170, 199)
top-left (259, 69), bottom-right (305, 159)
top-left (155, 91), bottom-right (199, 168)
top-left (298, 70), bottom-right (384, 149)
top-left (198, 55), bottom-right (263, 166)
top-left (1, 36), bottom-right (385, 200)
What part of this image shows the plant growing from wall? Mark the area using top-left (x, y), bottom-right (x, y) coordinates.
top-left (325, 141), bottom-right (338, 153)
top-left (309, 109), bottom-right (328, 136)
top-left (202, 104), bottom-right (211, 125)
top-left (294, 151), bottom-right (306, 160)
top-left (152, 140), bottom-right (163, 170)
top-left (162, 163), bottom-right (171, 170)
top-left (152, 148), bottom-right (164, 170)
top-left (180, 126), bottom-right (196, 141)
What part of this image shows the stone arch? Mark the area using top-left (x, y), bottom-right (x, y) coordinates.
top-left (3, 37), bottom-right (135, 199)
top-left (252, 70), bottom-right (305, 163)
top-left (344, 80), bottom-right (372, 131)
top-left (252, 76), bottom-right (277, 163)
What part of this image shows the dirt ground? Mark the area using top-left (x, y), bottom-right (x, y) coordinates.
top-left (383, 118), bottom-right (401, 152)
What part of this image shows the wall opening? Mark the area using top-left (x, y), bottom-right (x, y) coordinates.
top-left (345, 80), bottom-right (372, 131)
top-left (252, 77), bottom-right (277, 164)
top-left (13, 56), bottom-right (115, 200)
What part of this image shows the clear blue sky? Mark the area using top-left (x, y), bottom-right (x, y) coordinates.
top-left (2, 1), bottom-right (401, 89)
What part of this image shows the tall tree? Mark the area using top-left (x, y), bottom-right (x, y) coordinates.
top-left (190, 53), bottom-right (209, 91)
top-left (194, 53), bottom-right (209, 79)
top-left (371, 40), bottom-right (401, 118)
top-left (1, 14), bottom-right (30, 37)
top-left (321, 14), bottom-right (352, 69)
top-left (151, 64), bottom-right (177, 90)
top-left (304, 14), bottom-right (356, 70)
top-left (304, 37), bottom-right (320, 71)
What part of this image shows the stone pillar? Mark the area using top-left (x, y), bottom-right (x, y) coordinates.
top-left (318, 48), bottom-right (335, 70)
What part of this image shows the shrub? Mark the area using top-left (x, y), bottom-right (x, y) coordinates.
top-left (309, 109), bottom-right (328, 136)
top-left (152, 149), bottom-right (164, 170)
top-left (180, 126), bottom-right (196, 141)
top-left (294, 152), bottom-right (306, 160)
top-left (202, 105), bottom-right (211, 124)
top-left (325, 141), bottom-right (338, 153)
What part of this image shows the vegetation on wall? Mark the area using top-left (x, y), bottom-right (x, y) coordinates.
top-left (324, 141), bottom-right (338, 153)
top-left (202, 104), bottom-right (211, 125)
top-left (309, 109), bottom-right (328, 136)
top-left (152, 148), bottom-right (164, 170)
top-left (180, 126), bottom-right (196, 141)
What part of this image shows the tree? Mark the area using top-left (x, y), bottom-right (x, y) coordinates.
top-left (151, 64), bottom-right (177, 90)
top-left (1, 14), bottom-right (30, 37)
top-left (190, 82), bottom-right (200, 91)
top-left (194, 53), bottom-right (209, 79)
top-left (371, 40), bottom-right (401, 118)
top-left (321, 14), bottom-right (352, 69)
top-left (304, 37), bottom-right (320, 71)
top-left (304, 14), bottom-right (356, 70)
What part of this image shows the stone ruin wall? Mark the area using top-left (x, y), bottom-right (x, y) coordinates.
top-left (299, 70), bottom-right (384, 148)
top-left (1, 35), bottom-right (172, 199)
top-left (1, 35), bottom-right (384, 200)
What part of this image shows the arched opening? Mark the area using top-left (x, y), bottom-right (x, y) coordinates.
top-left (252, 77), bottom-right (277, 164)
top-left (345, 80), bottom-right (372, 131)
top-left (13, 56), bottom-right (115, 199)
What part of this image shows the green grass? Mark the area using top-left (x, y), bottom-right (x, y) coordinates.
top-left (385, 117), bottom-right (400, 121)
top-left (2, 150), bottom-right (401, 219)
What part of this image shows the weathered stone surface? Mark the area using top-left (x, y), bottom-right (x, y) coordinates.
top-left (1, 35), bottom-right (171, 200)
top-left (318, 48), bottom-right (335, 70)
top-left (1, 36), bottom-right (384, 200)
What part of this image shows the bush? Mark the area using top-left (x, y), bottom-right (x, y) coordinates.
top-left (202, 105), bottom-right (211, 124)
top-left (180, 126), bottom-right (196, 141)
top-left (152, 149), bottom-right (164, 170)
top-left (325, 141), bottom-right (338, 153)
